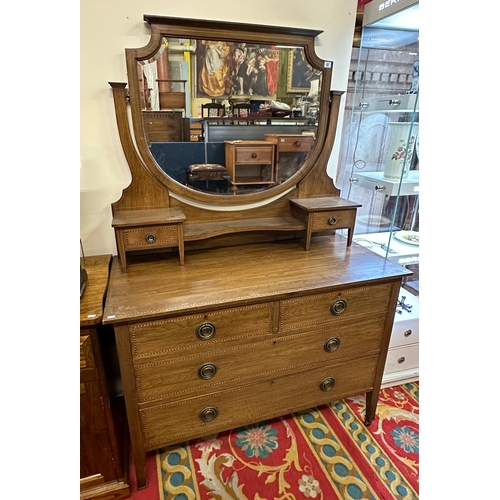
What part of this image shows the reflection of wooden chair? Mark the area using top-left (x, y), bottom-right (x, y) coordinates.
top-left (231, 101), bottom-right (251, 125)
top-left (156, 79), bottom-right (187, 114)
top-left (201, 101), bottom-right (225, 118)
top-left (231, 102), bottom-right (251, 117)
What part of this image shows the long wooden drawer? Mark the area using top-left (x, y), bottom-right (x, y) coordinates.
top-left (279, 283), bottom-right (392, 332)
top-left (130, 303), bottom-right (274, 361)
top-left (139, 354), bottom-right (378, 449)
top-left (135, 316), bottom-right (386, 404)
top-left (120, 225), bottom-right (179, 250)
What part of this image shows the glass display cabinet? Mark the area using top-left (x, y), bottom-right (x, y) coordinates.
top-left (337, 0), bottom-right (419, 273)
top-left (336, 0), bottom-right (419, 388)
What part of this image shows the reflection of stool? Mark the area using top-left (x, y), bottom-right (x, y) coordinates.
top-left (187, 164), bottom-right (231, 191)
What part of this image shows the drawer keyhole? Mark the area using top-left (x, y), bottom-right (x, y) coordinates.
top-left (196, 322), bottom-right (216, 340)
top-left (145, 232), bottom-right (157, 244)
top-left (320, 377), bottom-right (335, 391)
top-left (198, 363), bottom-right (217, 380)
top-left (199, 406), bottom-right (218, 422)
top-left (324, 337), bottom-right (341, 352)
top-left (330, 299), bottom-right (347, 316)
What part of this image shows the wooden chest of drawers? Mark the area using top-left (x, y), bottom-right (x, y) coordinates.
top-left (103, 235), bottom-right (410, 488)
top-left (143, 111), bottom-right (183, 143)
top-left (224, 140), bottom-right (276, 188)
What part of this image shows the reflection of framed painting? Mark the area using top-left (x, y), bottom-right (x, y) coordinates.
top-left (287, 48), bottom-right (312, 93)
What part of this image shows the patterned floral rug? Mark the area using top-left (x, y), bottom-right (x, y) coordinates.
top-left (154, 382), bottom-right (419, 500)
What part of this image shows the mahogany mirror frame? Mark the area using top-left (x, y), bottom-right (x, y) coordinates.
top-left (124, 15), bottom-right (336, 206)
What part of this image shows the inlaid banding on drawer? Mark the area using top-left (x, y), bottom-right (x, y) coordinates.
top-left (135, 317), bottom-right (385, 403)
top-left (279, 283), bottom-right (392, 332)
top-left (130, 303), bottom-right (274, 360)
top-left (123, 226), bottom-right (178, 248)
top-left (139, 354), bottom-right (378, 448)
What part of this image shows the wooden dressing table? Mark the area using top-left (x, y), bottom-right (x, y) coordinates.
top-left (104, 15), bottom-right (411, 489)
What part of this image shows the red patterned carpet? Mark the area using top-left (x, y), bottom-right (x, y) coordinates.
top-left (128, 381), bottom-right (419, 499)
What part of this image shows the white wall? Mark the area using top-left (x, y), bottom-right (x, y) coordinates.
top-left (80, 0), bottom-right (357, 256)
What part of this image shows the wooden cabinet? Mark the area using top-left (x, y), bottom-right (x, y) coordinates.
top-left (112, 208), bottom-right (186, 271)
top-left (103, 236), bottom-right (411, 488)
top-left (143, 111), bottom-right (183, 143)
top-left (290, 196), bottom-right (362, 249)
top-left (80, 255), bottom-right (130, 500)
top-left (224, 140), bottom-right (276, 188)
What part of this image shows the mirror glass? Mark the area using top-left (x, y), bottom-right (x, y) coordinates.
top-left (136, 36), bottom-right (323, 195)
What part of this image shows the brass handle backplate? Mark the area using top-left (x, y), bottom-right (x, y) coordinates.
top-left (327, 216), bottom-right (338, 226)
top-left (196, 322), bottom-right (216, 340)
top-left (320, 377), bottom-right (335, 391)
top-left (199, 406), bottom-right (219, 422)
top-left (324, 337), bottom-right (341, 352)
top-left (198, 363), bottom-right (217, 380)
top-left (330, 299), bottom-right (347, 316)
top-left (145, 232), bottom-right (157, 244)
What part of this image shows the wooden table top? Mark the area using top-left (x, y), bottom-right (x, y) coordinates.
top-left (80, 254), bottom-right (112, 327)
top-left (103, 235), bottom-right (411, 325)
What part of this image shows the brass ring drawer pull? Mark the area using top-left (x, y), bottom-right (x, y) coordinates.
top-left (398, 357), bottom-right (405, 364)
top-left (320, 377), bottom-right (335, 391)
top-left (327, 216), bottom-right (337, 226)
top-left (404, 329), bottom-right (412, 337)
top-left (324, 337), bottom-right (341, 352)
top-left (196, 322), bottom-right (216, 340)
top-left (330, 299), bottom-right (347, 316)
top-left (198, 363), bottom-right (217, 380)
top-left (199, 406), bottom-right (218, 422)
top-left (145, 232), bottom-right (157, 244)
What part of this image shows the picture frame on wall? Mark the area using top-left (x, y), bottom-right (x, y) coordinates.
top-left (286, 48), bottom-right (319, 93)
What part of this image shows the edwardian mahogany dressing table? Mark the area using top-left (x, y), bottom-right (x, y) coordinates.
top-left (104, 15), bottom-right (411, 489)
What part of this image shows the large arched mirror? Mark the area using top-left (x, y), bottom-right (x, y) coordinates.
top-left (124, 16), bottom-right (334, 205)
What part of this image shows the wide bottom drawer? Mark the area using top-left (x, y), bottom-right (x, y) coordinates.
top-left (140, 354), bottom-right (378, 449)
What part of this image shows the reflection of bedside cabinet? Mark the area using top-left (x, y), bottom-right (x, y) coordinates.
top-left (112, 208), bottom-right (186, 271)
top-left (290, 197), bottom-right (361, 250)
top-left (264, 134), bottom-right (314, 162)
top-left (224, 141), bottom-right (275, 187)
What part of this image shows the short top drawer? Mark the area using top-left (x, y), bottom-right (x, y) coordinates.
top-left (235, 146), bottom-right (274, 164)
top-left (310, 209), bottom-right (356, 231)
top-left (279, 283), bottom-right (392, 332)
top-left (130, 302), bottom-right (274, 361)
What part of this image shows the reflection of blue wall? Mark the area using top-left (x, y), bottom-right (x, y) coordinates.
top-left (149, 142), bottom-right (226, 185)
